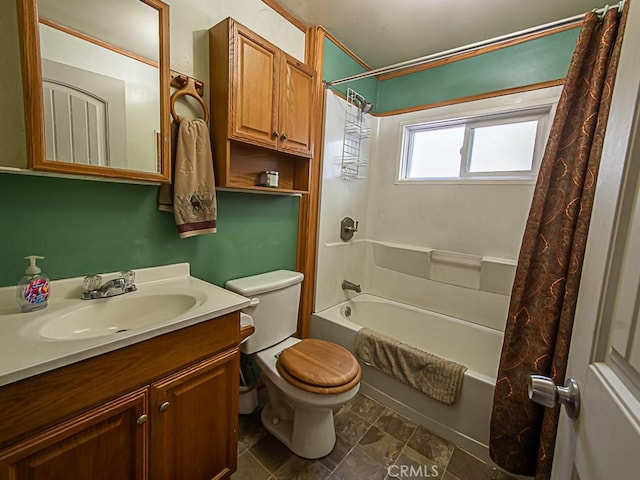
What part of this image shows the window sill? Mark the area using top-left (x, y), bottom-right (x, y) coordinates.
top-left (395, 177), bottom-right (537, 185)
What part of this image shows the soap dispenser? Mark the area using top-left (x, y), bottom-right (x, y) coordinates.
top-left (16, 255), bottom-right (50, 313)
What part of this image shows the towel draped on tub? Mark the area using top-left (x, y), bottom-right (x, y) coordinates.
top-left (159, 118), bottom-right (217, 238)
top-left (354, 327), bottom-right (467, 405)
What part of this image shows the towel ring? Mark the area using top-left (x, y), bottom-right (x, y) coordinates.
top-left (170, 74), bottom-right (209, 124)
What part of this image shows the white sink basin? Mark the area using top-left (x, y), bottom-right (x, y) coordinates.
top-left (36, 293), bottom-right (200, 340)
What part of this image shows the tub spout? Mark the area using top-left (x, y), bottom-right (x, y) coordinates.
top-left (342, 280), bottom-right (361, 293)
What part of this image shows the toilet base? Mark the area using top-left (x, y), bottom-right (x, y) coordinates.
top-left (254, 338), bottom-right (360, 459)
top-left (260, 401), bottom-right (336, 459)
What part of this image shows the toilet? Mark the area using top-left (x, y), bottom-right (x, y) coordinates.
top-left (226, 270), bottom-right (361, 459)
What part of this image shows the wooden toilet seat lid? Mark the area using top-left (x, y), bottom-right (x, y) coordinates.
top-left (276, 339), bottom-right (361, 395)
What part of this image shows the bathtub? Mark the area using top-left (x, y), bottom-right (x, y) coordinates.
top-left (310, 294), bottom-right (504, 460)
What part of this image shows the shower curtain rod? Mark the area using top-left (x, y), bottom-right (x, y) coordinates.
top-left (325, 0), bottom-right (625, 86)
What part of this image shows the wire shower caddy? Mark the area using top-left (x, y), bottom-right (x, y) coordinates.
top-left (341, 88), bottom-right (371, 180)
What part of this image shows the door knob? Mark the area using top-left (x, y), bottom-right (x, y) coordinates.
top-left (281, 133), bottom-right (288, 140)
top-left (272, 131), bottom-right (279, 139)
top-left (159, 401), bottom-right (170, 412)
top-left (528, 375), bottom-right (580, 420)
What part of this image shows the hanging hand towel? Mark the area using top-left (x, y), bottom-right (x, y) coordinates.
top-left (172, 117), bottom-right (217, 238)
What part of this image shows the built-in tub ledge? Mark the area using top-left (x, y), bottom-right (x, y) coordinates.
top-left (324, 239), bottom-right (516, 295)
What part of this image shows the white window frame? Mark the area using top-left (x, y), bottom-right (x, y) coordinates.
top-left (396, 87), bottom-right (561, 185)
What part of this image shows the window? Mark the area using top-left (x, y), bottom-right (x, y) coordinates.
top-left (400, 107), bottom-right (552, 182)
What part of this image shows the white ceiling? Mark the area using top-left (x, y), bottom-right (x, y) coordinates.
top-left (275, 0), bottom-right (610, 68)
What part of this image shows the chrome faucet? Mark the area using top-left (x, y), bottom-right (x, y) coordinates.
top-left (342, 280), bottom-right (361, 293)
top-left (82, 271), bottom-right (137, 300)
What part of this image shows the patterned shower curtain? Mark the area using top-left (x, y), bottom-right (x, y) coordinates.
top-left (489, 2), bottom-right (629, 479)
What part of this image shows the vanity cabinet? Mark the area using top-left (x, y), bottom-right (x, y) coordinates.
top-left (0, 312), bottom-right (241, 480)
top-left (152, 349), bottom-right (238, 480)
top-left (0, 389), bottom-right (148, 479)
top-left (209, 17), bottom-right (315, 193)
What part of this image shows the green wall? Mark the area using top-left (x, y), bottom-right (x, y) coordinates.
top-left (376, 28), bottom-right (580, 112)
top-left (323, 28), bottom-right (580, 114)
top-left (0, 174), bottom-right (299, 288)
top-left (322, 38), bottom-right (378, 108)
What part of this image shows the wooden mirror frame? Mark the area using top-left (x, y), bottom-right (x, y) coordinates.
top-left (16, 0), bottom-right (171, 183)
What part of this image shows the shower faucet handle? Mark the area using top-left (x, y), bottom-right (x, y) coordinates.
top-left (340, 217), bottom-right (359, 241)
top-left (345, 221), bottom-right (359, 233)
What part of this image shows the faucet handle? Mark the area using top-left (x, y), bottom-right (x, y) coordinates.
top-left (120, 270), bottom-right (137, 292)
top-left (120, 270), bottom-right (135, 285)
top-left (83, 275), bottom-right (102, 291)
top-left (345, 221), bottom-right (359, 233)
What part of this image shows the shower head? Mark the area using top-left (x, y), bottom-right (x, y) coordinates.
top-left (360, 100), bottom-right (374, 115)
top-left (355, 95), bottom-right (374, 114)
top-left (324, 83), bottom-right (374, 114)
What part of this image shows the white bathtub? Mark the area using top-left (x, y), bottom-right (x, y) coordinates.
top-left (310, 294), bottom-right (504, 459)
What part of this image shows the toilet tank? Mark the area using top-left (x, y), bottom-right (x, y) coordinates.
top-left (225, 270), bottom-right (304, 354)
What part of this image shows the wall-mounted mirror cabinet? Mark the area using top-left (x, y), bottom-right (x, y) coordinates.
top-left (15, 0), bottom-right (171, 183)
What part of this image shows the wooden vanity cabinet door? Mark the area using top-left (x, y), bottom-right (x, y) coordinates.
top-left (0, 389), bottom-right (148, 480)
top-left (278, 53), bottom-right (315, 158)
top-left (151, 348), bottom-right (240, 480)
top-left (230, 24), bottom-right (280, 150)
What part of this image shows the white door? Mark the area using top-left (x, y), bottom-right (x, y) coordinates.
top-left (41, 58), bottom-right (128, 168)
top-left (551, 2), bottom-right (640, 479)
top-left (43, 80), bottom-right (109, 166)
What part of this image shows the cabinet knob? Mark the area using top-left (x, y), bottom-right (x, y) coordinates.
top-left (159, 401), bottom-right (170, 413)
top-left (137, 414), bottom-right (148, 425)
top-left (281, 133), bottom-right (288, 141)
top-left (272, 131), bottom-right (279, 139)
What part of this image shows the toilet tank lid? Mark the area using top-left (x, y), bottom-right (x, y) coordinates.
top-left (225, 270), bottom-right (304, 296)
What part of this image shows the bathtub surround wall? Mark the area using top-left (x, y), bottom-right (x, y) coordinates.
top-left (316, 24), bottom-right (575, 325)
top-left (316, 88), bottom-right (562, 331)
top-left (314, 91), bottom-right (375, 311)
top-left (0, 0), bottom-right (304, 287)
top-left (314, 24), bottom-right (575, 461)
top-left (360, 87), bottom-right (563, 330)
top-left (313, 83), bottom-right (557, 474)
top-left (366, 86), bottom-right (562, 258)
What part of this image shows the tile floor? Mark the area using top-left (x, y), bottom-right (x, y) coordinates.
top-left (233, 392), bottom-right (515, 480)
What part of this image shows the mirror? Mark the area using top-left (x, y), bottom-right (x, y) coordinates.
top-left (16, 0), bottom-right (170, 182)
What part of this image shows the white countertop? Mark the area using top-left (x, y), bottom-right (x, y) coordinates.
top-left (0, 263), bottom-right (250, 386)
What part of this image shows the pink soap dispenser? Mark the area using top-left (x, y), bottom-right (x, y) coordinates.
top-left (16, 255), bottom-right (50, 313)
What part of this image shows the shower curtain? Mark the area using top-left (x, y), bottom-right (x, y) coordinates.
top-left (489, 2), bottom-right (629, 479)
